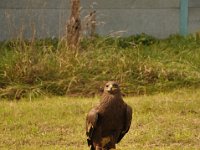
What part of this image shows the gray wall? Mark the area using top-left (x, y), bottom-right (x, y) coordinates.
top-left (189, 0), bottom-right (200, 34)
top-left (0, 0), bottom-right (200, 40)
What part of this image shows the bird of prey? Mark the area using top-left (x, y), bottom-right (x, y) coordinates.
top-left (86, 81), bottom-right (132, 150)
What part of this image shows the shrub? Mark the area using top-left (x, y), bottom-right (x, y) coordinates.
top-left (0, 34), bottom-right (200, 99)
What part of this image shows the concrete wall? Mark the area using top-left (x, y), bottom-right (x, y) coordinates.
top-left (0, 0), bottom-right (200, 40)
top-left (189, 0), bottom-right (200, 34)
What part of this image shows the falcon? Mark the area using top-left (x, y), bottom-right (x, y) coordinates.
top-left (86, 81), bottom-right (132, 150)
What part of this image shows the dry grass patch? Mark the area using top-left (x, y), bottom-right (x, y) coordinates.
top-left (0, 88), bottom-right (200, 149)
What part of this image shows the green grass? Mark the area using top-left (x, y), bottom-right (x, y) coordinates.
top-left (0, 34), bottom-right (200, 99)
top-left (0, 88), bottom-right (200, 149)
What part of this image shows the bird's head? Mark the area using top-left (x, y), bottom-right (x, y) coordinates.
top-left (103, 81), bottom-right (120, 95)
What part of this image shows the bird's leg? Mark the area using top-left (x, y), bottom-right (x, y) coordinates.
top-left (95, 146), bottom-right (103, 150)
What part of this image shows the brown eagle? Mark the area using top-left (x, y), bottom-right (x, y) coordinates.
top-left (86, 81), bottom-right (132, 150)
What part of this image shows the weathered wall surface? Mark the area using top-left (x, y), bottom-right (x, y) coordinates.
top-left (189, 0), bottom-right (200, 34)
top-left (0, 0), bottom-right (200, 40)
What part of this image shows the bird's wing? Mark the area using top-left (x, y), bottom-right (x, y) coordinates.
top-left (86, 108), bottom-right (99, 146)
top-left (117, 104), bottom-right (132, 143)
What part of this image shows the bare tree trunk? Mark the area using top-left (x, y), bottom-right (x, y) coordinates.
top-left (66, 0), bottom-right (81, 52)
top-left (90, 10), bottom-right (96, 38)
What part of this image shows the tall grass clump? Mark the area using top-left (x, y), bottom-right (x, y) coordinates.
top-left (0, 34), bottom-right (200, 99)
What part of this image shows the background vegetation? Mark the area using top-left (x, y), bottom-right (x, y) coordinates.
top-left (0, 33), bottom-right (200, 149)
top-left (0, 34), bottom-right (200, 99)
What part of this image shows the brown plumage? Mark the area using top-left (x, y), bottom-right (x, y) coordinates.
top-left (86, 81), bottom-right (132, 150)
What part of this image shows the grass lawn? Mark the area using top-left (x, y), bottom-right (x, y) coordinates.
top-left (0, 88), bottom-right (200, 150)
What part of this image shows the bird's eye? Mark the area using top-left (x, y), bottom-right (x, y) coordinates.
top-left (106, 85), bottom-right (109, 87)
